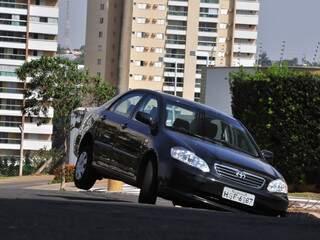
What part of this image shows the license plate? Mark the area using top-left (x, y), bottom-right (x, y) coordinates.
top-left (222, 187), bottom-right (255, 207)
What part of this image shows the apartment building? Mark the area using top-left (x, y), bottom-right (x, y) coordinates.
top-left (0, 0), bottom-right (58, 162)
top-left (85, 0), bottom-right (259, 101)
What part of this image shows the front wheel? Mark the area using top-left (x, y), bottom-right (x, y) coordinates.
top-left (74, 145), bottom-right (97, 190)
top-left (138, 160), bottom-right (158, 204)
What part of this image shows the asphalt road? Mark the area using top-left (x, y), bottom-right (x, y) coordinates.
top-left (0, 181), bottom-right (319, 240)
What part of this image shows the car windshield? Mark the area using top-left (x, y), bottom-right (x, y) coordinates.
top-left (165, 102), bottom-right (259, 157)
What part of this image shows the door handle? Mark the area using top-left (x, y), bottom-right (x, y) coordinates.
top-left (121, 123), bottom-right (128, 129)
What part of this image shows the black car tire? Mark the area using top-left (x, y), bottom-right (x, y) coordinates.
top-left (138, 160), bottom-right (157, 204)
top-left (74, 145), bottom-right (97, 190)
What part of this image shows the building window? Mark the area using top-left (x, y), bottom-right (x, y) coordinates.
top-left (100, 3), bottom-right (104, 10)
top-left (155, 48), bottom-right (163, 53)
top-left (219, 23), bottom-right (227, 29)
top-left (137, 3), bottom-right (147, 9)
top-left (97, 72), bottom-right (101, 77)
top-left (134, 75), bottom-right (144, 81)
top-left (98, 31), bottom-right (103, 38)
top-left (153, 76), bottom-right (162, 82)
top-left (154, 62), bottom-right (162, 68)
top-left (135, 46), bottom-right (145, 52)
top-left (136, 17), bottom-right (146, 24)
top-left (156, 19), bottom-right (165, 25)
top-left (136, 32), bottom-right (147, 38)
top-left (100, 18), bottom-right (104, 24)
top-left (97, 58), bottom-right (102, 65)
top-left (218, 37), bottom-right (226, 43)
top-left (156, 33), bottom-right (164, 39)
top-left (158, 5), bottom-right (166, 11)
top-left (220, 9), bottom-right (228, 15)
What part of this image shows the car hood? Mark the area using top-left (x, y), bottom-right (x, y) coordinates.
top-left (168, 131), bottom-right (282, 179)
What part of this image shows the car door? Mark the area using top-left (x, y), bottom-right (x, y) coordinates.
top-left (114, 95), bottom-right (159, 179)
top-left (94, 92), bottom-right (144, 173)
top-left (104, 92), bottom-right (144, 175)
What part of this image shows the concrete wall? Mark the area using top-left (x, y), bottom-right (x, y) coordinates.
top-left (201, 67), bottom-right (254, 116)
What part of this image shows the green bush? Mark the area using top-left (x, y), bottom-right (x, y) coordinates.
top-left (0, 157), bottom-right (19, 176)
top-left (230, 65), bottom-right (320, 190)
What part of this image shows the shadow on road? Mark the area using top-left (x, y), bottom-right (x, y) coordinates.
top-left (0, 197), bottom-right (319, 240)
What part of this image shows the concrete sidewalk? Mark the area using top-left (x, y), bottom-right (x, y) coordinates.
top-left (0, 175), bottom-right (54, 184)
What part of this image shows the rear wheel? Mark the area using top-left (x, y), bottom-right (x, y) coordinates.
top-left (138, 160), bottom-right (157, 204)
top-left (74, 145), bottom-right (97, 190)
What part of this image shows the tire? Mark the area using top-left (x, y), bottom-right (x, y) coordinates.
top-left (74, 145), bottom-right (97, 190)
top-left (138, 160), bottom-right (158, 204)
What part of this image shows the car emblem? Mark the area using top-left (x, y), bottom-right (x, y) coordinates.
top-left (236, 171), bottom-right (246, 180)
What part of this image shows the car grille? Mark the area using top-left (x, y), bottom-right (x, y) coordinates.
top-left (214, 164), bottom-right (265, 189)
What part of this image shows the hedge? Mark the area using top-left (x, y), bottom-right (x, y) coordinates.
top-left (230, 65), bottom-right (320, 190)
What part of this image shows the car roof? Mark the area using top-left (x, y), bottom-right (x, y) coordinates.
top-left (127, 89), bottom-right (239, 124)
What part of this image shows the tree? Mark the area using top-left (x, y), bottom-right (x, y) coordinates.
top-left (257, 52), bottom-right (272, 67)
top-left (17, 57), bottom-right (91, 189)
top-left (74, 45), bottom-right (85, 65)
top-left (83, 76), bottom-right (117, 107)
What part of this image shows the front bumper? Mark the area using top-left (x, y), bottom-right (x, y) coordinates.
top-left (160, 162), bottom-right (289, 215)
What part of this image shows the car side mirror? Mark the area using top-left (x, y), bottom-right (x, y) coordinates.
top-left (136, 111), bottom-right (157, 130)
top-left (261, 150), bottom-right (274, 163)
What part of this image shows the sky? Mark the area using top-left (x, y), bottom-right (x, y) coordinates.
top-left (58, 0), bottom-right (320, 62)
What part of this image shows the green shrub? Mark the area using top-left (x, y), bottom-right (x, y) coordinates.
top-left (0, 157), bottom-right (19, 176)
top-left (230, 65), bottom-right (320, 190)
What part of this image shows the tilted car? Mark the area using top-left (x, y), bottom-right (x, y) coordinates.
top-left (74, 89), bottom-right (289, 216)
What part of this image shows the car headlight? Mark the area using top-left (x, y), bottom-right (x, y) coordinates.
top-left (267, 179), bottom-right (288, 194)
top-left (170, 147), bottom-right (210, 173)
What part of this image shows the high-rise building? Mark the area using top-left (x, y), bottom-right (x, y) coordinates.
top-left (85, 0), bottom-right (259, 101)
top-left (0, 0), bottom-right (59, 162)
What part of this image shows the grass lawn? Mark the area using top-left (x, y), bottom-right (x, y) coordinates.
top-left (289, 192), bottom-right (320, 200)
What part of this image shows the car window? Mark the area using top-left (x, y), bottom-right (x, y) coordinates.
top-left (165, 103), bottom-right (200, 135)
top-left (136, 96), bottom-right (159, 121)
top-left (204, 115), bottom-right (259, 157)
top-left (111, 93), bottom-right (143, 118)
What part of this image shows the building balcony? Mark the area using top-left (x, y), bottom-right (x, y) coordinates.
top-left (0, 76), bottom-right (20, 83)
top-left (30, 5), bottom-right (59, 18)
top-left (164, 71), bottom-right (184, 78)
top-left (163, 85), bottom-right (184, 92)
top-left (199, 2), bottom-right (219, 8)
top-left (233, 44), bottom-right (257, 54)
top-left (236, 1), bottom-right (260, 11)
top-left (0, 92), bottom-right (24, 100)
top-left (0, 125), bottom-right (20, 133)
top-left (234, 30), bottom-right (258, 39)
top-left (0, 40), bottom-right (26, 49)
top-left (0, 109), bottom-right (22, 117)
top-left (235, 15), bottom-right (259, 25)
top-left (166, 25), bottom-right (187, 35)
top-left (24, 139), bottom-right (52, 151)
top-left (28, 39), bottom-right (58, 52)
top-left (197, 45), bottom-right (214, 51)
top-left (167, 12), bottom-right (188, 21)
top-left (168, 0), bottom-right (188, 7)
top-left (0, 142), bottom-right (20, 150)
top-left (199, 17), bottom-right (218, 23)
top-left (165, 42), bottom-right (186, 50)
top-left (0, 58), bottom-right (25, 66)
top-left (232, 58), bottom-right (256, 67)
top-left (24, 123), bottom-right (53, 135)
top-left (29, 22), bottom-right (58, 35)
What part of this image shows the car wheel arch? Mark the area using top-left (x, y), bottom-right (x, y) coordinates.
top-left (137, 150), bottom-right (158, 188)
top-left (79, 133), bottom-right (94, 153)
